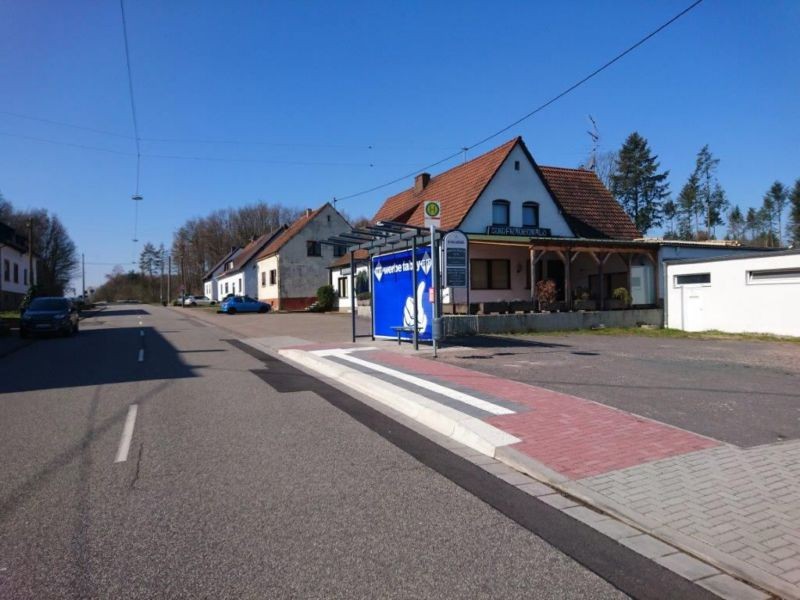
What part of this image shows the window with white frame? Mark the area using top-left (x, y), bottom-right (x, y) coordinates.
top-left (261, 271), bottom-right (266, 286)
top-left (747, 267), bottom-right (800, 284)
top-left (337, 276), bottom-right (348, 298)
top-left (269, 269), bottom-right (277, 285)
top-left (674, 273), bottom-right (711, 286)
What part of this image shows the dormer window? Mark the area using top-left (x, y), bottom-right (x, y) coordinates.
top-left (492, 200), bottom-right (510, 226)
top-left (522, 202), bottom-right (539, 227)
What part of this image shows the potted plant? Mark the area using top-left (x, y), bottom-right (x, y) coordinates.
top-left (534, 279), bottom-right (557, 312)
top-left (609, 287), bottom-right (632, 310)
top-left (573, 288), bottom-right (596, 311)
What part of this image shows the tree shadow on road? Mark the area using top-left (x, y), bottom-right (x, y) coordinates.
top-left (0, 327), bottom-right (196, 393)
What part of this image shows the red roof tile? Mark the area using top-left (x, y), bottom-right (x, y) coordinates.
top-left (538, 166), bottom-right (640, 240)
top-left (372, 138), bottom-right (519, 231)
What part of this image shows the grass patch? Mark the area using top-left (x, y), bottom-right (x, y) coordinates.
top-left (0, 310), bottom-right (20, 319)
top-left (523, 326), bottom-right (800, 344)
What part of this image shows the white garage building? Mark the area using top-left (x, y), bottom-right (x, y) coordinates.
top-left (665, 249), bottom-right (800, 337)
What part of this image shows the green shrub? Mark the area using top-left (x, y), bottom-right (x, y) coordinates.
top-left (316, 285), bottom-right (335, 312)
top-left (612, 287), bottom-right (632, 306)
top-left (356, 291), bottom-right (371, 301)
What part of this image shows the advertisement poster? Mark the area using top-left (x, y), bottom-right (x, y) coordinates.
top-left (372, 247), bottom-right (433, 341)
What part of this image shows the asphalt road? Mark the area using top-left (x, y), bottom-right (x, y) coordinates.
top-left (0, 305), bottom-right (717, 599)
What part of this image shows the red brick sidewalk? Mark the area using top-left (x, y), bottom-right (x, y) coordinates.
top-left (364, 349), bottom-right (719, 479)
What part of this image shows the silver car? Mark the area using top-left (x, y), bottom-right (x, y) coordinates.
top-left (183, 295), bottom-right (214, 307)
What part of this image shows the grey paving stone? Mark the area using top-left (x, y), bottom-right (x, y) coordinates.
top-left (496, 471), bottom-right (533, 486)
top-left (539, 493), bottom-right (579, 510)
top-left (696, 574), bottom-right (770, 600)
top-left (655, 553), bottom-right (720, 582)
top-left (467, 454), bottom-right (498, 466)
top-left (517, 481), bottom-right (553, 497)
top-left (620, 534), bottom-right (678, 559)
top-left (563, 505), bottom-right (610, 526)
top-left (588, 518), bottom-right (642, 541)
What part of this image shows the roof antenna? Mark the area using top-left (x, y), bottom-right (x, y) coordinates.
top-left (586, 115), bottom-right (600, 171)
top-left (461, 147), bottom-right (468, 164)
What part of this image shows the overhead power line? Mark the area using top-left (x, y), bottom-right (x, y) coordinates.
top-left (119, 0), bottom-right (142, 194)
top-left (333, 0), bottom-right (705, 203)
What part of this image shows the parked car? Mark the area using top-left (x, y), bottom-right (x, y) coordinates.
top-left (20, 296), bottom-right (79, 338)
top-left (183, 295), bottom-right (214, 307)
top-left (219, 295), bottom-right (271, 314)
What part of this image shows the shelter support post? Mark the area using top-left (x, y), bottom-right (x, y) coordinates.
top-left (350, 250), bottom-right (356, 343)
top-left (412, 235), bottom-right (418, 351)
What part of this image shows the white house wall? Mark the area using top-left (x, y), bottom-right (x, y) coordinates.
top-left (217, 271), bottom-right (246, 298)
top-left (0, 246), bottom-right (35, 296)
top-left (657, 245), bottom-right (762, 301)
top-left (330, 264), bottom-right (369, 311)
top-left (459, 145), bottom-right (574, 237)
top-left (665, 253), bottom-right (800, 337)
top-left (257, 255), bottom-right (280, 304)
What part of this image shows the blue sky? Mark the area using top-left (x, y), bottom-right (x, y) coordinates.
top-left (1, 0), bottom-right (798, 289)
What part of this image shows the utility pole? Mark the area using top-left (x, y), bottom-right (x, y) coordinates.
top-left (167, 255), bottom-right (172, 304)
top-left (27, 219), bottom-right (34, 288)
top-left (180, 253), bottom-right (186, 307)
top-left (81, 253), bottom-right (85, 299)
top-left (159, 257), bottom-right (164, 304)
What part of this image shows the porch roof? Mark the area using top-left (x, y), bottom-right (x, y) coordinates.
top-left (468, 234), bottom-right (657, 253)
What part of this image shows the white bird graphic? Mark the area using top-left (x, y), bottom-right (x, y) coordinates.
top-left (403, 281), bottom-right (428, 333)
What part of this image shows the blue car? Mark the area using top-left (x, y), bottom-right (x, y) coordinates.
top-left (220, 295), bottom-right (271, 315)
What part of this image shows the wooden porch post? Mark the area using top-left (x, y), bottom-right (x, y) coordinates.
top-left (626, 254), bottom-right (633, 301)
top-left (529, 247), bottom-right (536, 302)
top-left (598, 254), bottom-right (605, 311)
top-left (554, 249), bottom-right (571, 310)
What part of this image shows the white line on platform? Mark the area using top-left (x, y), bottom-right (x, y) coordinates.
top-left (114, 404), bottom-right (138, 463)
top-left (322, 350), bottom-right (514, 416)
top-left (138, 348), bottom-right (144, 362)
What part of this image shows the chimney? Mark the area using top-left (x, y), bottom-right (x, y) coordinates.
top-left (414, 173), bottom-right (431, 193)
top-left (305, 208), bottom-right (313, 217)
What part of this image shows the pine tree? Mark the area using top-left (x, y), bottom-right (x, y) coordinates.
top-left (610, 132), bottom-right (670, 235)
top-left (745, 207), bottom-right (759, 242)
top-left (789, 178), bottom-right (800, 247)
top-left (764, 181), bottom-right (787, 246)
top-left (662, 198), bottom-right (678, 238)
top-left (693, 145), bottom-right (724, 237)
top-left (677, 173), bottom-right (701, 239)
top-left (726, 205), bottom-right (745, 241)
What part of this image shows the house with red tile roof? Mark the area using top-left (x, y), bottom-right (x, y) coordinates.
top-left (255, 203), bottom-right (350, 310)
top-left (215, 228), bottom-right (287, 300)
top-left (372, 136), bottom-right (663, 309)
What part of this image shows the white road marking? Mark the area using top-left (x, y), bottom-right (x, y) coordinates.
top-left (114, 404), bottom-right (138, 463)
top-left (138, 348), bottom-right (144, 362)
top-left (313, 349), bottom-right (514, 416)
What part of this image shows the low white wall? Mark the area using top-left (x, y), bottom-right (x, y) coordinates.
top-left (443, 309), bottom-right (663, 336)
top-left (665, 252), bottom-right (800, 337)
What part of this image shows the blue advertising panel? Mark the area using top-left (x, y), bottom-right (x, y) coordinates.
top-left (372, 247), bottom-right (433, 341)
